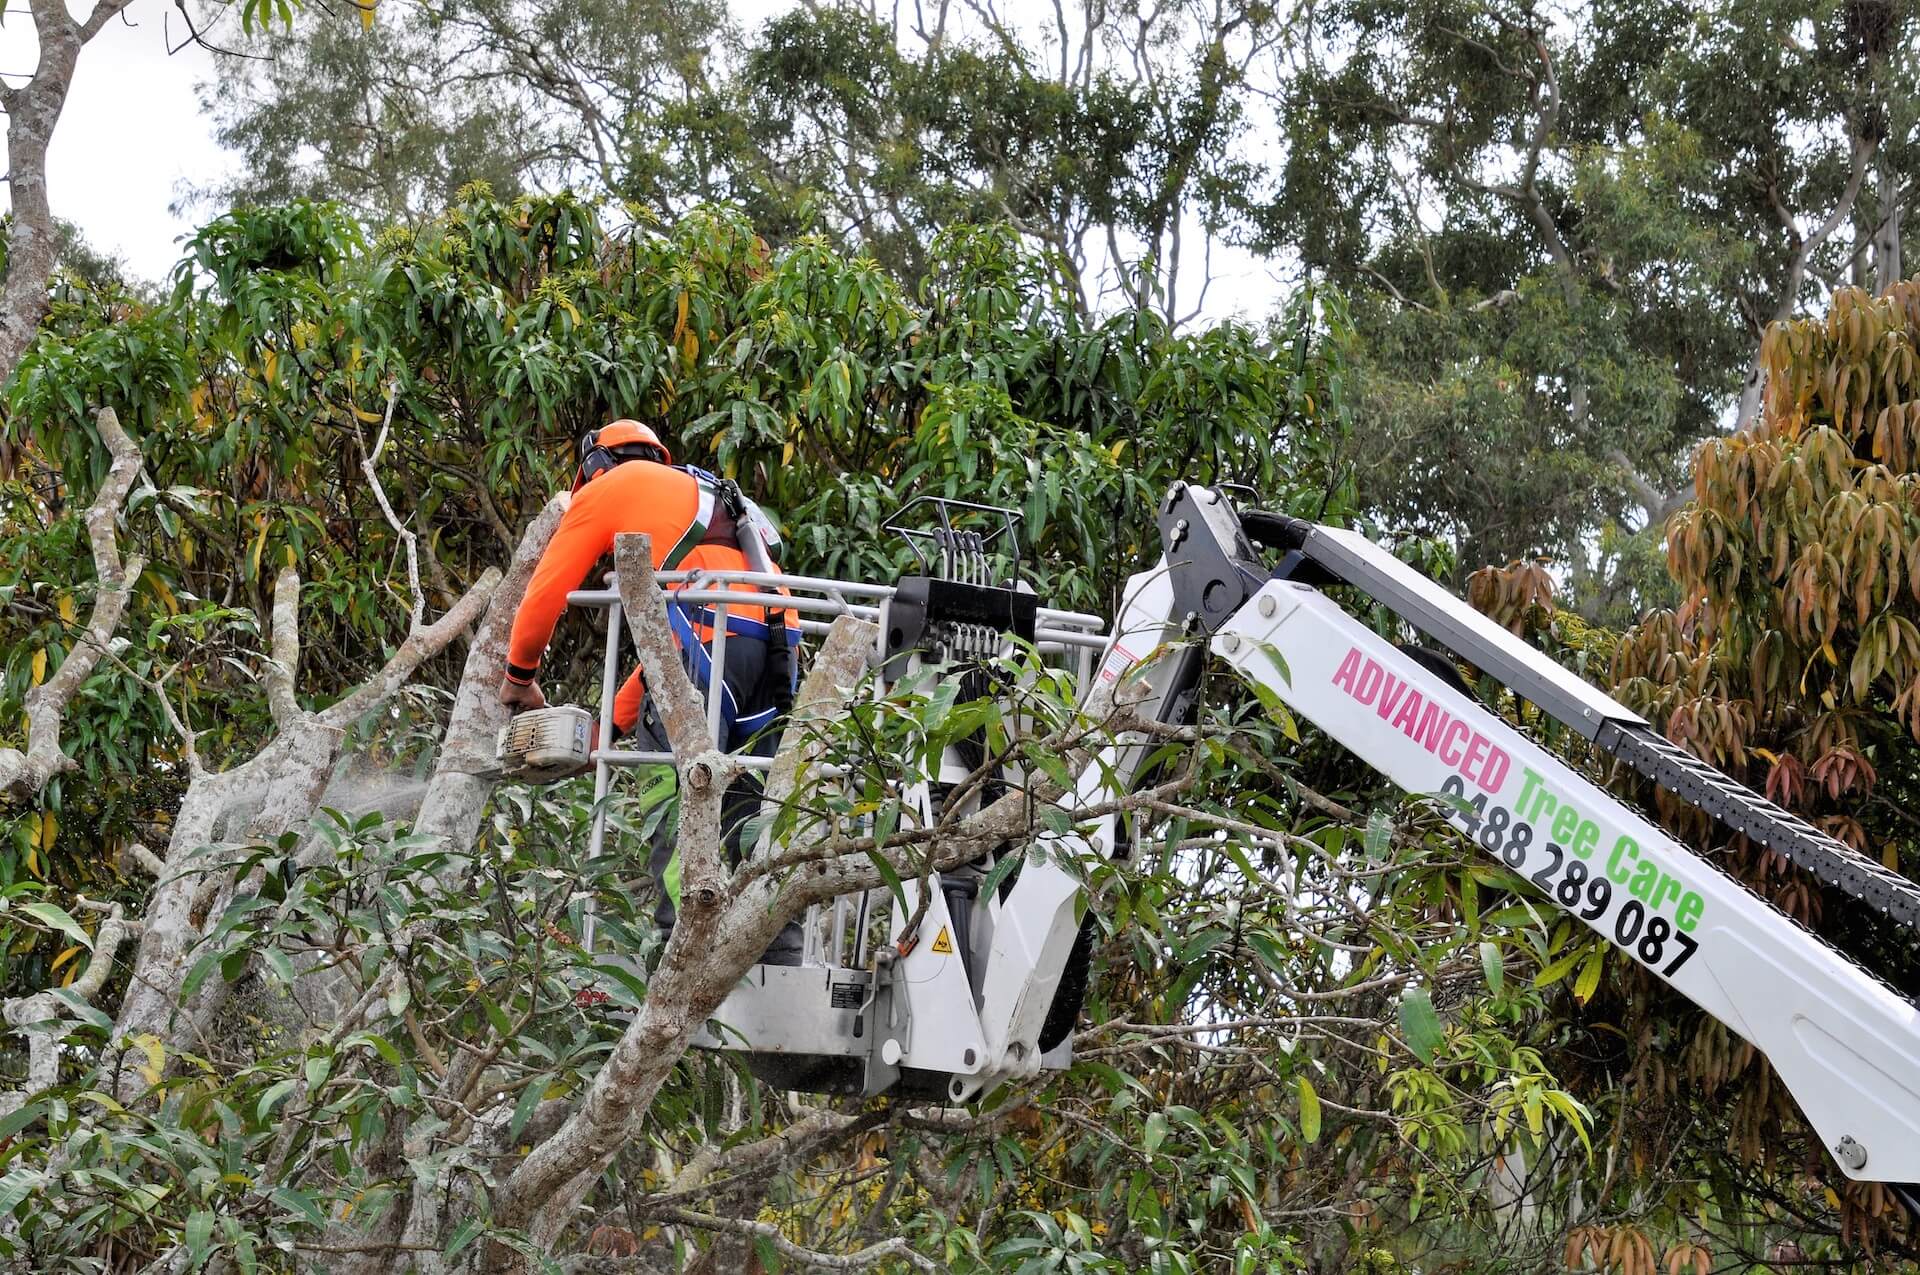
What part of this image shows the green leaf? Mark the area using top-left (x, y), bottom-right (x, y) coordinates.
top-left (0, 1168), bottom-right (46, 1218)
top-left (184, 1209), bottom-right (216, 1264)
top-left (17, 900), bottom-right (90, 949)
top-left (1296, 1075), bottom-right (1321, 1144)
top-left (270, 1187), bottom-right (326, 1228)
top-left (0, 1102), bottom-right (43, 1144)
top-left (976, 848), bottom-right (1024, 902)
top-left (444, 1215), bottom-right (485, 1258)
top-left (1398, 986), bottom-right (1443, 1064)
top-left (1143, 1111), bottom-right (1168, 1154)
top-left (509, 1078), bottom-right (547, 1142)
top-left (303, 1054), bottom-right (333, 1096)
top-left (1363, 809), bottom-right (1391, 860)
top-left (256, 1078), bottom-right (298, 1122)
top-left (1573, 945), bottom-right (1605, 1004)
top-left (1479, 941), bottom-right (1503, 997)
top-left (864, 846), bottom-right (909, 914)
top-left (1533, 946), bottom-right (1584, 989)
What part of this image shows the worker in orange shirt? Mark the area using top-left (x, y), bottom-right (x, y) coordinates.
top-left (500, 420), bottom-right (802, 962)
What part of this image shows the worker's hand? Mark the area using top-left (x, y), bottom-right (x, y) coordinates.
top-left (499, 676), bottom-right (547, 711)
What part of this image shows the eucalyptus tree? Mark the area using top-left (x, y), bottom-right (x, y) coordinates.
top-left (1263, 0), bottom-right (1919, 607)
top-left (195, 0), bottom-right (1287, 323)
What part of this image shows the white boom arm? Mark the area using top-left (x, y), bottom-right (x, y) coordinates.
top-left (1214, 576), bottom-right (1920, 1183)
top-left (664, 481), bottom-right (1920, 1200)
top-left (967, 483), bottom-right (1920, 1194)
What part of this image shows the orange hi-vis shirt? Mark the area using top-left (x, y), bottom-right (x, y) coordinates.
top-left (506, 460), bottom-right (793, 733)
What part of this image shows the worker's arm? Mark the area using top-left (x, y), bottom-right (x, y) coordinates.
top-left (504, 493), bottom-right (616, 693)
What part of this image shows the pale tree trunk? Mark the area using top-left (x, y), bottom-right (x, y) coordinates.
top-left (1736, 137), bottom-right (1876, 429)
top-left (0, 0), bottom-right (136, 386)
top-left (1873, 160), bottom-right (1904, 293)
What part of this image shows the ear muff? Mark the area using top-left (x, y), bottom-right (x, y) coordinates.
top-left (573, 429), bottom-right (613, 493)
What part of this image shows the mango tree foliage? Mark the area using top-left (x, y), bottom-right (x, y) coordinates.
top-left (1466, 280), bottom-right (1920, 1266)
top-left (0, 189), bottom-right (1344, 983)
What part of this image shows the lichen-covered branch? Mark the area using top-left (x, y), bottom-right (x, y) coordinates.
top-left (318, 568), bottom-right (502, 731)
top-left (610, 533), bottom-right (711, 760)
top-left (612, 531), bottom-right (724, 903)
top-left (0, 407), bottom-right (147, 802)
top-left (265, 566), bottom-right (303, 728)
top-left (1, 902), bottom-right (132, 1120)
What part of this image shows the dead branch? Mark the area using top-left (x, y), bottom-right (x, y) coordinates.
top-left (357, 380), bottom-right (427, 628)
top-left (0, 407), bottom-right (146, 801)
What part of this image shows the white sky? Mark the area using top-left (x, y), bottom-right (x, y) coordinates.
top-left (4, 0), bottom-right (1282, 321)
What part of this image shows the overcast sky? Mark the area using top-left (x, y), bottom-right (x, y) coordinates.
top-left (3, 0), bottom-right (1286, 321)
top-left (2, 0), bottom-right (229, 282)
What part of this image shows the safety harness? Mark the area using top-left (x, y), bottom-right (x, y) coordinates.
top-left (651, 465), bottom-right (797, 751)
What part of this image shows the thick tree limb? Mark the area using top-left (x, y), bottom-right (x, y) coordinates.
top-left (490, 618), bottom-right (874, 1256)
top-left (0, 407), bottom-right (146, 802)
top-left (265, 566), bottom-right (303, 729)
top-left (643, 1108), bottom-right (881, 1212)
top-left (413, 492), bottom-right (570, 835)
top-left (318, 569), bottom-right (502, 730)
top-left (611, 533), bottom-right (712, 761)
top-left (760, 615), bottom-right (876, 815)
top-left (613, 532), bottom-right (725, 903)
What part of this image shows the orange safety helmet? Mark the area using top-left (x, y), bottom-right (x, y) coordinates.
top-left (574, 419), bottom-right (672, 491)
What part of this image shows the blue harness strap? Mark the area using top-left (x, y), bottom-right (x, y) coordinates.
top-left (664, 598), bottom-right (795, 750)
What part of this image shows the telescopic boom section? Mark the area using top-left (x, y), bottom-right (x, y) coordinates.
top-left (1185, 495), bottom-right (1920, 1192)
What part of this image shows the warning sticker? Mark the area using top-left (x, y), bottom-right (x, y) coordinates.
top-left (930, 926), bottom-right (954, 955)
top-left (1098, 641), bottom-right (1138, 684)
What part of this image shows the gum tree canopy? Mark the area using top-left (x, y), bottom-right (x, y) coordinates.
top-left (0, 194), bottom-right (1612, 1273)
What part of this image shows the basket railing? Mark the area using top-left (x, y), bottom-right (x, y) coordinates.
top-left (564, 566), bottom-right (1108, 961)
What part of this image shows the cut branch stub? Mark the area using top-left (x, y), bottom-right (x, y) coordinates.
top-left (611, 533), bottom-right (713, 759)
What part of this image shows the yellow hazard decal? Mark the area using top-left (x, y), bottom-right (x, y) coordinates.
top-left (930, 926), bottom-right (954, 955)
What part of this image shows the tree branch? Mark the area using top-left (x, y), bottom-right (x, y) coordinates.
top-left (611, 533), bottom-right (713, 762)
top-left (662, 1207), bottom-right (937, 1272)
top-left (0, 407), bottom-right (147, 801)
top-left (357, 380), bottom-right (426, 629)
top-left (265, 566), bottom-right (303, 729)
top-left (317, 568), bottom-right (502, 730)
